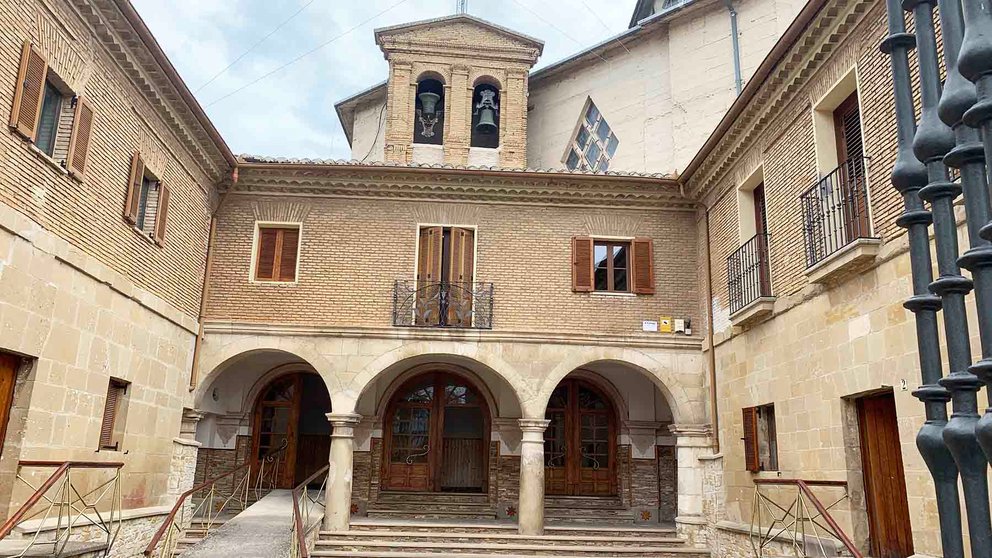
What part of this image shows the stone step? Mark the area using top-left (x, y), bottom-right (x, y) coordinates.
top-left (544, 496), bottom-right (624, 508)
top-left (367, 508), bottom-right (497, 520)
top-left (312, 540), bottom-right (708, 558)
top-left (319, 530), bottom-right (684, 547)
top-left (369, 502), bottom-right (494, 512)
top-left (348, 519), bottom-right (677, 538)
top-left (376, 492), bottom-right (490, 504)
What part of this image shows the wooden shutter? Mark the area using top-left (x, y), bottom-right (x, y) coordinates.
top-left (99, 381), bottom-right (125, 450)
top-left (833, 92), bottom-right (863, 164)
top-left (278, 228), bottom-right (299, 281)
top-left (448, 227), bottom-right (476, 327)
top-left (742, 406), bottom-right (760, 473)
top-left (9, 41), bottom-right (48, 140)
top-left (0, 354), bottom-right (19, 460)
top-left (255, 228), bottom-right (279, 280)
top-left (572, 236), bottom-right (594, 292)
top-left (153, 182), bottom-right (170, 245)
top-left (124, 153), bottom-right (144, 223)
top-left (66, 97), bottom-right (94, 177)
top-left (417, 226), bottom-right (443, 282)
top-left (631, 238), bottom-right (655, 294)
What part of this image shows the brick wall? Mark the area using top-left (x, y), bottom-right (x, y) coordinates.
top-left (0, 0), bottom-right (222, 319)
top-left (205, 195), bottom-right (700, 334)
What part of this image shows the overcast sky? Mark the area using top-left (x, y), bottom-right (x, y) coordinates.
top-left (130, 0), bottom-right (638, 160)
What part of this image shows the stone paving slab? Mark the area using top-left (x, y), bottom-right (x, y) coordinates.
top-left (182, 489), bottom-right (294, 558)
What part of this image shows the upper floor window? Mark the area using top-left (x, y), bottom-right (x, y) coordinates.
top-left (564, 100), bottom-right (619, 172)
top-left (571, 236), bottom-right (654, 294)
top-left (254, 225), bottom-right (301, 283)
top-left (99, 378), bottom-right (129, 451)
top-left (471, 82), bottom-right (500, 148)
top-left (9, 41), bottom-right (94, 177)
top-left (124, 153), bottom-right (171, 245)
top-left (414, 78), bottom-right (445, 145)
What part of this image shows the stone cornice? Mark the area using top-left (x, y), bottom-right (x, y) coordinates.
top-left (68, 0), bottom-right (234, 182)
top-left (230, 164), bottom-right (696, 211)
top-left (201, 321), bottom-right (705, 351)
top-left (685, 0), bottom-right (874, 202)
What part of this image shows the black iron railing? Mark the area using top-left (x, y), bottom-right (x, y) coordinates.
top-left (727, 234), bottom-right (772, 315)
top-left (800, 158), bottom-right (875, 268)
top-left (392, 281), bottom-right (494, 329)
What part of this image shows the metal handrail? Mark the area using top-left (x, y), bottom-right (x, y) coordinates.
top-left (143, 441), bottom-right (288, 557)
top-left (800, 157), bottom-right (874, 268)
top-left (0, 461), bottom-right (124, 557)
top-left (751, 478), bottom-right (861, 558)
top-left (290, 464), bottom-right (330, 558)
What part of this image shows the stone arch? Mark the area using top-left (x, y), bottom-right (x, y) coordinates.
top-left (415, 69), bottom-right (447, 85)
top-left (194, 339), bottom-right (342, 410)
top-left (372, 362), bottom-right (499, 422)
top-left (472, 74), bottom-right (502, 89)
top-left (559, 368), bottom-right (630, 423)
top-left (531, 348), bottom-right (694, 423)
top-left (344, 342), bottom-right (530, 418)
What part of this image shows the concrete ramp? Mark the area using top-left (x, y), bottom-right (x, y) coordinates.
top-left (182, 489), bottom-right (294, 558)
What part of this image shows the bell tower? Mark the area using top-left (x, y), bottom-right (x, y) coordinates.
top-left (374, 14), bottom-right (543, 168)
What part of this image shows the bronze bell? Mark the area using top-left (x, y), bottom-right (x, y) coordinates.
top-left (476, 107), bottom-right (497, 134)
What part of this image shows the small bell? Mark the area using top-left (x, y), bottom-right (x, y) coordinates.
top-left (476, 107), bottom-right (497, 134)
top-left (418, 92), bottom-right (441, 116)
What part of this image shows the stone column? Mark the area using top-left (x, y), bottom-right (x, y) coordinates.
top-left (323, 413), bottom-right (362, 531)
top-left (517, 418), bottom-right (549, 536)
top-left (384, 62), bottom-right (413, 164)
top-left (669, 424), bottom-right (713, 547)
top-left (167, 410), bottom-right (203, 499)
top-left (445, 64), bottom-right (471, 165)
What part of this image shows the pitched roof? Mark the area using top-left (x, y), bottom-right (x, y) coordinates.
top-left (373, 13), bottom-right (544, 53)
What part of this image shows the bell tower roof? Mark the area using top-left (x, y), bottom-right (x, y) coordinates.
top-left (374, 14), bottom-right (544, 63)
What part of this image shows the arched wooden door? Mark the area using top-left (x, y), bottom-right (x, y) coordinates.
top-left (252, 373), bottom-right (331, 489)
top-left (544, 379), bottom-right (616, 496)
top-left (383, 372), bottom-right (489, 492)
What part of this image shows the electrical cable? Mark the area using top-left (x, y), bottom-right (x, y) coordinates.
top-left (579, 0), bottom-right (630, 53)
top-left (509, 0), bottom-right (609, 63)
top-left (360, 101), bottom-right (388, 162)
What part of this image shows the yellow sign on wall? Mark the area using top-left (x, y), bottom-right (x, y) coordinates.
top-left (659, 316), bottom-right (673, 333)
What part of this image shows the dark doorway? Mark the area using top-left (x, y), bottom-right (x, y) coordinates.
top-left (857, 391), bottom-right (914, 558)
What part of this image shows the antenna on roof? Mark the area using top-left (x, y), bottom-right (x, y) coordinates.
top-left (456, 0), bottom-right (468, 14)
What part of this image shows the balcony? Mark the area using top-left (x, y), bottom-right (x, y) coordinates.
top-left (392, 280), bottom-right (494, 329)
top-left (800, 158), bottom-right (880, 283)
top-left (727, 233), bottom-right (775, 326)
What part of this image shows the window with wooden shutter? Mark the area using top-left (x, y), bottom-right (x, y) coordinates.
top-left (153, 182), bottom-right (170, 245)
top-left (99, 379), bottom-right (128, 450)
top-left (125, 153), bottom-right (145, 224)
top-left (572, 236), bottom-right (594, 292)
top-left (254, 226), bottom-right (301, 282)
top-left (415, 226), bottom-right (444, 326)
top-left (742, 406), bottom-right (760, 473)
top-left (447, 227), bottom-right (476, 327)
top-left (9, 41), bottom-right (48, 141)
top-left (631, 238), bottom-right (655, 294)
top-left (66, 97), bottom-right (94, 177)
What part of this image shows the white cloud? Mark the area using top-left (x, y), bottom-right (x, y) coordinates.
top-left (131, 0), bottom-right (638, 159)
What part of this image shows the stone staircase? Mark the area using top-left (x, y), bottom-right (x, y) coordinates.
top-left (544, 495), bottom-right (635, 524)
top-left (171, 516), bottom-right (234, 555)
top-left (312, 519), bottom-right (708, 557)
top-left (367, 492), bottom-right (497, 520)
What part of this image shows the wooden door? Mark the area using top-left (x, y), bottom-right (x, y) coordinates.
top-left (753, 182), bottom-right (771, 297)
top-left (857, 392), bottom-right (914, 558)
top-left (834, 92), bottom-right (869, 241)
top-left (544, 380), bottom-right (616, 496)
top-left (253, 374), bottom-right (302, 489)
top-left (383, 373), bottom-right (489, 492)
top-left (0, 354), bottom-right (18, 459)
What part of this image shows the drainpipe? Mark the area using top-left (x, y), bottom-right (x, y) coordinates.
top-left (189, 169), bottom-right (235, 390)
top-left (704, 208), bottom-right (720, 453)
top-left (724, 0), bottom-right (743, 96)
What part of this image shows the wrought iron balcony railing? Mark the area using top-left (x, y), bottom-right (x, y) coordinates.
top-left (800, 158), bottom-right (875, 268)
top-left (727, 233), bottom-right (772, 315)
top-left (392, 280), bottom-right (494, 329)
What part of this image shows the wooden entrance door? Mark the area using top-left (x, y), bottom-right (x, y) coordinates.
top-left (857, 392), bottom-right (914, 558)
top-left (0, 354), bottom-right (18, 459)
top-left (544, 380), bottom-right (616, 496)
top-left (252, 373), bottom-right (332, 489)
top-left (383, 373), bottom-right (489, 492)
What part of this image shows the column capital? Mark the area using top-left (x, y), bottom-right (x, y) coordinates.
top-left (668, 423), bottom-right (712, 437)
top-left (327, 413), bottom-right (363, 434)
top-left (518, 418), bottom-right (550, 433)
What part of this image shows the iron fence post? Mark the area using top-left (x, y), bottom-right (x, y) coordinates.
top-left (939, 0), bottom-right (992, 471)
top-left (881, 1), bottom-right (962, 556)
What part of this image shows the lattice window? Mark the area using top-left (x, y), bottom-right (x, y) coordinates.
top-left (564, 100), bottom-right (619, 172)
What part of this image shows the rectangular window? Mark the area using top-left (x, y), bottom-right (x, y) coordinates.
top-left (99, 379), bottom-right (129, 451)
top-left (255, 226), bottom-right (300, 282)
top-left (124, 154), bottom-right (171, 244)
top-left (743, 404), bottom-right (778, 472)
top-left (593, 240), bottom-right (630, 292)
top-left (564, 99), bottom-right (620, 172)
top-left (35, 81), bottom-right (62, 156)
